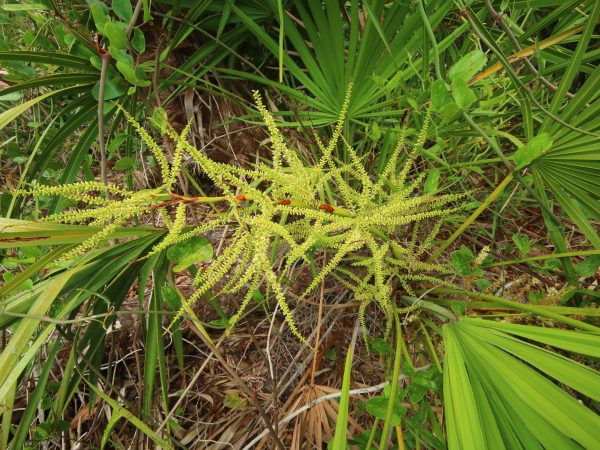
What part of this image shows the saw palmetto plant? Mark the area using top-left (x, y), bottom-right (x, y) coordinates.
top-left (12, 85), bottom-right (462, 345)
top-left (2, 1), bottom-right (600, 449)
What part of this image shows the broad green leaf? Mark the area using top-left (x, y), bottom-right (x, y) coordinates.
top-left (468, 325), bottom-right (600, 401)
top-left (370, 122), bottom-right (381, 141)
top-left (151, 107), bottom-right (168, 133)
top-left (443, 324), bottom-right (487, 450)
top-left (444, 319), bottom-right (600, 450)
top-left (424, 168), bottom-right (440, 194)
top-left (514, 134), bottom-right (553, 170)
top-left (109, 46), bottom-right (134, 65)
top-left (465, 319), bottom-right (600, 357)
top-left (459, 333), bottom-right (573, 450)
top-left (512, 233), bottom-right (531, 256)
top-left (116, 60), bottom-right (150, 86)
top-left (166, 236), bottom-right (213, 271)
top-left (469, 331), bottom-right (600, 448)
top-left (431, 79), bottom-right (452, 111)
top-left (90, 3), bottom-right (109, 31)
top-left (103, 21), bottom-right (127, 49)
top-left (116, 60), bottom-right (137, 83)
top-left (451, 77), bottom-right (477, 109)
top-left (450, 245), bottom-right (474, 275)
top-left (161, 285), bottom-right (181, 311)
top-left (448, 50), bottom-right (487, 82)
top-left (133, 65), bottom-right (150, 85)
top-left (112, 0), bottom-right (133, 22)
top-left (574, 254), bottom-right (600, 277)
top-left (368, 337), bottom-right (393, 356)
top-left (1, 3), bottom-right (48, 11)
top-left (89, 54), bottom-right (103, 70)
top-left (114, 156), bottom-right (134, 170)
top-left (366, 395), bottom-right (406, 425)
top-left (223, 391), bottom-right (247, 409)
top-left (92, 76), bottom-right (127, 100)
top-left (132, 28), bottom-right (146, 53)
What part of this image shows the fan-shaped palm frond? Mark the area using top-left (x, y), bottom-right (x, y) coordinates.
top-left (228, 0), bottom-right (464, 124)
top-left (443, 318), bottom-right (600, 450)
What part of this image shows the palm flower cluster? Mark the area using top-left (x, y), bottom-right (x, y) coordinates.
top-left (14, 86), bottom-right (464, 342)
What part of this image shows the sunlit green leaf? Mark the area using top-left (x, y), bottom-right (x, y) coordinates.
top-left (574, 254), bottom-right (600, 278)
top-left (1, 3), bottom-right (48, 11)
top-left (114, 156), bottom-right (134, 170)
top-left (512, 233), bottom-right (531, 256)
top-left (90, 3), bottom-right (109, 31)
top-left (431, 79), bottom-right (452, 111)
top-left (92, 76), bottom-right (127, 100)
top-left (132, 28), bottom-right (146, 53)
top-left (424, 168), bottom-right (440, 194)
top-left (514, 134), bottom-right (553, 170)
top-left (450, 245), bottom-right (474, 275)
top-left (451, 77), bottom-right (477, 109)
top-left (444, 319), bottom-right (600, 450)
top-left (366, 395), bottom-right (406, 426)
top-left (103, 21), bottom-right (127, 49)
top-left (166, 236), bottom-right (213, 272)
top-left (112, 0), bottom-right (133, 22)
top-left (448, 50), bottom-right (487, 82)
top-left (223, 391), bottom-right (247, 409)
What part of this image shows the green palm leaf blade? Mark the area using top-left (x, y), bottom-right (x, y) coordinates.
top-left (466, 374), bottom-right (507, 450)
top-left (0, 234), bottom-right (163, 420)
top-left (536, 173), bottom-right (600, 248)
top-left (460, 320), bottom-right (600, 401)
top-left (470, 373), bottom-right (542, 450)
top-left (0, 73), bottom-right (97, 96)
top-left (443, 324), bottom-right (487, 450)
top-left (463, 341), bottom-right (573, 449)
top-left (0, 218), bottom-right (160, 248)
top-left (0, 266), bottom-right (78, 404)
top-left (463, 319), bottom-right (600, 358)
top-left (230, 0), bottom-right (455, 123)
top-left (461, 341), bottom-right (552, 450)
top-left (512, 12), bottom-right (600, 246)
top-left (0, 86), bottom-right (82, 131)
top-left (527, 39), bottom-right (600, 246)
top-left (0, 51), bottom-right (93, 70)
top-left (443, 320), bottom-right (600, 449)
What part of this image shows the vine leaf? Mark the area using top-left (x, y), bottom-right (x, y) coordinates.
top-left (166, 236), bottom-right (213, 272)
